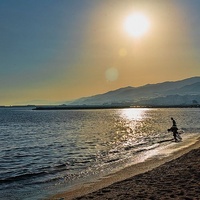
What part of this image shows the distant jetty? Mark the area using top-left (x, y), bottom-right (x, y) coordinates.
top-left (32, 105), bottom-right (132, 110)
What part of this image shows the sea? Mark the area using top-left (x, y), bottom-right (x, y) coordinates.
top-left (0, 107), bottom-right (200, 200)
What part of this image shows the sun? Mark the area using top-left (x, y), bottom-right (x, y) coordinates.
top-left (124, 12), bottom-right (150, 38)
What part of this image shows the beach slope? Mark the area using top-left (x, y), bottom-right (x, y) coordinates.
top-left (50, 138), bottom-right (200, 200)
top-left (75, 148), bottom-right (200, 199)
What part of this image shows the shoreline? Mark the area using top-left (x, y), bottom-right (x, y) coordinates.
top-left (49, 136), bottom-right (200, 200)
top-left (33, 105), bottom-right (200, 110)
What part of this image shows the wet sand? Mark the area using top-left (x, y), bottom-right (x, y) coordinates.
top-left (50, 137), bottom-right (200, 200)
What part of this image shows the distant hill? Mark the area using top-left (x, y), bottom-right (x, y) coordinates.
top-left (68, 76), bottom-right (200, 106)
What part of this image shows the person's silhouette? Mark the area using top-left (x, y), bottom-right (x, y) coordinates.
top-left (168, 117), bottom-right (179, 142)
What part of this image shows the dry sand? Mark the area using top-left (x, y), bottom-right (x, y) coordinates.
top-left (50, 138), bottom-right (200, 200)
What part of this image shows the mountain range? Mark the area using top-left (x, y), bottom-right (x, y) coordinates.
top-left (68, 76), bottom-right (200, 106)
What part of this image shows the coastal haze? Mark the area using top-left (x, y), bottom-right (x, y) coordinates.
top-left (1, 0), bottom-right (200, 105)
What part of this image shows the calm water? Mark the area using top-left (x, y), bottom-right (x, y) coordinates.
top-left (0, 107), bottom-right (200, 200)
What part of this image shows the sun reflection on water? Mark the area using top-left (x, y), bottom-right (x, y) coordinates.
top-left (119, 108), bottom-right (148, 121)
top-left (109, 108), bottom-right (150, 149)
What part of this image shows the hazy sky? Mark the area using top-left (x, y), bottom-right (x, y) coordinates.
top-left (1, 0), bottom-right (200, 105)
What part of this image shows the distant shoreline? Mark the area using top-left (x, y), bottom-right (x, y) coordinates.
top-left (1, 105), bottom-right (199, 110)
top-left (32, 105), bottom-right (200, 110)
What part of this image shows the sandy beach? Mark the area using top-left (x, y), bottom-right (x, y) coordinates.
top-left (50, 137), bottom-right (200, 200)
top-left (75, 148), bottom-right (200, 200)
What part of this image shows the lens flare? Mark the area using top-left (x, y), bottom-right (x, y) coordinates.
top-left (105, 68), bottom-right (119, 82)
top-left (119, 48), bottom-right (127, 57)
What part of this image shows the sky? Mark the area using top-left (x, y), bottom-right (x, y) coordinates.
top-left (1, 0), bottom-right (200, 105)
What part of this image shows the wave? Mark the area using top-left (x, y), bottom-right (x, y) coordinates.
top-left (0, 171), bottom-right (47, 183)
top-left (0, 163), bottom-right (70, 184)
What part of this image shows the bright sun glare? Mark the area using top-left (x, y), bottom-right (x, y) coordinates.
top-left (124, 12), bottom-right (150, 38)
